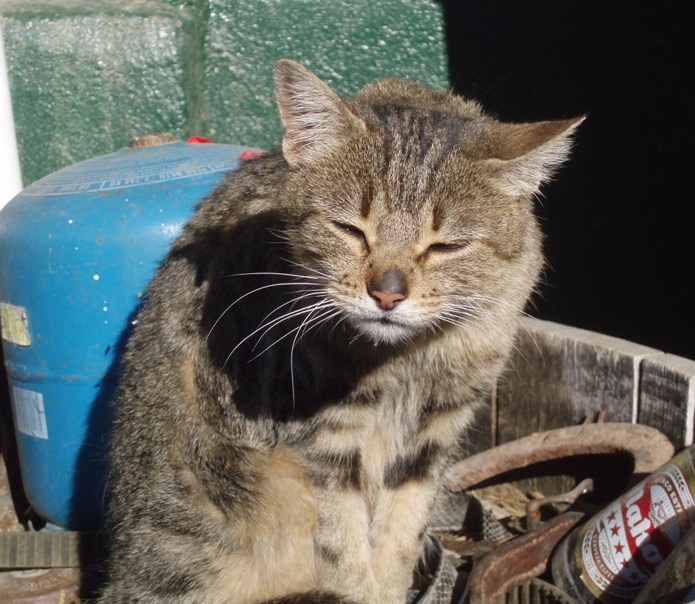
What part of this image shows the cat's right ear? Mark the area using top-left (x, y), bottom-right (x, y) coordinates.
top-left (274, 59), bottom-right (366, 168)
top-left (482, 116), bottom-right (585, 198)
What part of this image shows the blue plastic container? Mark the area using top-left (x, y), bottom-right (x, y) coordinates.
top-left (0, 134), bottom-right (253, 530)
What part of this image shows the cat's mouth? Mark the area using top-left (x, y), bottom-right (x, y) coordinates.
top-left (355, 313), bottom-right (419, 344)
top-left (339, 296), bottom-right (430, 344)
top-left (372, 316), bottom-right (399, 325)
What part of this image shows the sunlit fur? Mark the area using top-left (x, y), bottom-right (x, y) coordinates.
top-left (101, 60), bottom-right (581, 603)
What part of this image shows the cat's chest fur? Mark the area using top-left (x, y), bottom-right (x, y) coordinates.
top-left (277, 329), bottom-right (495, 506)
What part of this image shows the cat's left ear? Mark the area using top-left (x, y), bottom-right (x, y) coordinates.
top-left (482, 116), bottom-right (585, 197)
top-left (274, 59), bottom-right (367, 168)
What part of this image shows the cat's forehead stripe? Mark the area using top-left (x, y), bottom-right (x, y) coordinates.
top-left (431, 203), bottom-right (444, 232)
top-left (360, 181), bottom-right (373, 219)
top-left (367, 103), bottom-right (467, 212)
top-left (370, 104), bottom-right (465, 164)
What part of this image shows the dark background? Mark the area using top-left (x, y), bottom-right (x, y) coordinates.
top-left (440, 0), bottom-right (694, 359)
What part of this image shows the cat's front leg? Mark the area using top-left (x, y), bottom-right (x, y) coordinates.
top-left (370, 479), bottom-right (439, 604)
top-left (313, 486), bottom-right (380, 603)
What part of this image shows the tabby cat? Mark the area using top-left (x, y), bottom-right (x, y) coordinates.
top-left (101, 59), bottom-right (581, 603)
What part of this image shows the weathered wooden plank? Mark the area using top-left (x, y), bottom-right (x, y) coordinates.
top-left (491, 319), bottom-right (661, 494)
top-left (639, 353), bottom-right (695, 448)
top-left (496, 318), bottom-right (659, 446)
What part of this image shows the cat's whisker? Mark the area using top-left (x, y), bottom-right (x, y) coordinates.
top-left (446, 293), bottom-right (532, 332)
top-left (438, 306), bottom-right (487, 330)
top-left (517, 321), bottom-right (542, 355)
top-left (449, 293), bottom-right (532, 319)
top-left (244, 300), bottom-right (335, 361)
top-left (255, 289), bottom-right (327, 330)
top-left (438, 315), bottom-right (474, 330)
top-left (250, 302), bottom-right (332, 354)
top-left (294, 305), bottom-right (332, 341)
top-left (442, 306), bottom-right (485, 322)
top-left (282, 258), bottom-right (338, 283)
top-left (241, 301), bottom-right (339, 402)
top-left (440, 302), bottom-right (481, 318)
top-left (426, 319), bottom-right (447, 337)
top-left (440, 300), bottom-right (516, 335)
top-left (440, 303), bottom-right (531, 366)
top-left (221, 300), bottom-right (330, 368)
top-left (274, 303), bottom-right (341, 351)
top-left (450, 298), bottom-right (488, 314)
top-left (326, 312), bottom-right (351, 339)
top-left (246, 300), bottom-right (331, 354)
top-left (223, 271), bottom-right (325, 281)
top-left (289, 305), bottom-right (336, 403)
top-left (291, 287), bottom-right (329, 298)
top-left (206, 280), bottom-right (320, 342)
top-left (265, 227), bottom-right (289, 242)
top-left (297, 307), bottom-right (343, 343)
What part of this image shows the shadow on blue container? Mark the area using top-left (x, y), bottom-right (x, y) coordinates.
top-left (67, 309), bottom-right (132, 532)
top-left (0, 134), bottom-right (253, 532)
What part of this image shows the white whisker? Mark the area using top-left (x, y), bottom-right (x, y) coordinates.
top-left (223, 271), bottom-right (325, 280)
top-left (282, 258), bottom-right (337, 282)
top-left (289, 305), bottom-right (332, 403)
top-left (250, 303), bottom-right (339, 362)
top-left (206, 280), bottom-right (320, 342)
top-left (255, 289), bottom-right (326, 331)
top-left (299, 308), bottom-right (344, 342)
top-left (221, 299), bottom-right (330, 369)
top-left (250, 300), bottom-right (331, 353)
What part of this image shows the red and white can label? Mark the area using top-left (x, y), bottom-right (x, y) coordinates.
top-left (577, 452), bottom-right (695, 603)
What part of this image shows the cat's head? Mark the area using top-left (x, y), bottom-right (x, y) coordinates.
top-left (274, 59), bottom-right (582, 345)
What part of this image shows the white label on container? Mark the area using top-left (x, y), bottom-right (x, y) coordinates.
top-left (12, 387), bottom-right (48, 439)
top-left (0, 303), bottom-right (31, 346)
top-left (579, 453), bottom-right (695, 601)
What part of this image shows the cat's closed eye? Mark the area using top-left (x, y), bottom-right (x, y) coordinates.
top-left (421, 241), bottom-right (469, 260)
top-left (332, 221), bottom-right (369, 250)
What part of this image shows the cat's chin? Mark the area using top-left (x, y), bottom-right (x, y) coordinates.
top-left (354, 317), bottom-right (418, 345)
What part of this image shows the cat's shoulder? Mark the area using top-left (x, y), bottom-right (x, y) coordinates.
top-left (176, 150), bottom-right (287, 243)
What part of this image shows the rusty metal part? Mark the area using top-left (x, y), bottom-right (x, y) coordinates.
top-left (526, 478), bottom-right (594, 531)
top-left (446, 423), bottom-right (675, 492)
top-left (632, 523), bottom-right (695, 604)
top-left (467, 512), bottom-right (584, 604)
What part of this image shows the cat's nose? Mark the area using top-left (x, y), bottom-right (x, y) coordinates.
top-left (368, 268), bottom-right (408, 310)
